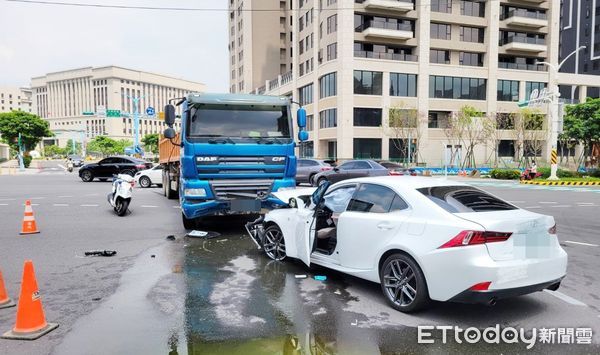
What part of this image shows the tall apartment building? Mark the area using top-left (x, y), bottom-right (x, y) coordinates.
top-left (247, 0), bottom-right (597, 165)
top-left (558, 0), bottom-right (600, 99)
top-left (30, 66), bottom-right (205, 147)
top-left (0, 87), bottom-right (33, 113)
top-left (228, 0), bottom-right (293, 93)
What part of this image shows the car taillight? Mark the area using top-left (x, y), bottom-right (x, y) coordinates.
top-left (469, 281), bottom-right (492, 291)
top-left (130, 181), bottom-right (135, 187)
top-left (320, 167), bottom-right (332, 171)
top-left (135, 164), bottom-right (146, 169)
top-left (388, 171), bottom-right (402, 176)
top-left (548, 223), bottom-right (556, 234)
top-left (438, 230), bottom-right (512, 249)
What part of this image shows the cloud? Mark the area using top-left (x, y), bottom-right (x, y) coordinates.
top-left (0, 0), bottom-right (228, 91)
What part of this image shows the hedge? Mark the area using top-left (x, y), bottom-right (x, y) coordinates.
top-left (490, 169), bottom-right (521, 180)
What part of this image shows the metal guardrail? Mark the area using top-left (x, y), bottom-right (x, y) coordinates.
top-left (354, 50), bottom-right (418, 62)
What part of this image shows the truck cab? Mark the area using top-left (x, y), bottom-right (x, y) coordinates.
top-left (161, 93), bottom-right (308, 228)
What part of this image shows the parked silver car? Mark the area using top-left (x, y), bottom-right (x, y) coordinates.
top-left (311, 160), bottom-right (389, 186)
top-left (296, 159), bottom-right (332, 185)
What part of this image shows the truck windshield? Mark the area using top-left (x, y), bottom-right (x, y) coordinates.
top-left (187, 104), bottom-right (292, 143)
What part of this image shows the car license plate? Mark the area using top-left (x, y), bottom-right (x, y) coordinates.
top-left (230, 199), bottom-right (261, 212)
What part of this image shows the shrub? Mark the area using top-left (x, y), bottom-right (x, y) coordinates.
top-left (23, 155), bottom-right (32, 168)
top-left (490, 169), bottom-right (521, 180)
top-left (537, 167), bottom-right (579, 178)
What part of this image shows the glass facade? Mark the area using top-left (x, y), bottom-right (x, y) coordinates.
top-left (354, 70), bottom-right (383, 95)
top-left (319, 108), bottom-right (337, 128)
top-left (319, 72), bottom-right (337, 98)
top-left (353, 107), bottom-right (382, 126)
top-left (459, 52), bottom-right (483, 66)
top-left (429, 76), bottom-right (487, 100)
top-left (298, 84), bottom-right (313, 105)
top-left (354, 138), bottom-right (382, 159)
top-left (430, 49), bottom-right (450, 64)
top-left (497, 80), bottom-right (519, 101)
top-left (525, 81), bottom-right (547, 98)
top-left (389, 73), bottom-right (417, 97)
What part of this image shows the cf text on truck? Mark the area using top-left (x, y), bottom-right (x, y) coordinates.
top-left (160, 93), bottom-right (309, 229)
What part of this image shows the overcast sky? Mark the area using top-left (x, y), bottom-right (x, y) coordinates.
top-left (0, 0), bottom-right (228, 91)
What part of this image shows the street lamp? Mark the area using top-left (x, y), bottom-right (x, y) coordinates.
top-left (123, 94), bottom-right (150, 156)
top-left (535, 45), bottom-right (586, 180)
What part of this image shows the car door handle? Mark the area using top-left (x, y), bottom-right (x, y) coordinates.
top-left (377, 223), bottom-right (394, 230)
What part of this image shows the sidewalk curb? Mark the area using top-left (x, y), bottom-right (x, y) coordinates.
top-left (520, 180), bottom-right (600, 186)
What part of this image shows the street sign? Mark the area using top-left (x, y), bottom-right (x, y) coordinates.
top-left (106, 109), bottom-right (121, 118)
top-left (158, 111), bottom-right (165, 120)
top-left (146, 107), bottom-right (155, 116)
top-left (82, 111), bottom-right (94, 116)
top-left (96, 105), bottom-right (106, 118)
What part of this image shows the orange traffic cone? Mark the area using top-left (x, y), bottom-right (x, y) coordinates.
top-left (20, 200), bottom-right (40, 235)
top-left (0, 270), bottom-right (16, 309)
top-left (1, 261), bottom-right (58, 340)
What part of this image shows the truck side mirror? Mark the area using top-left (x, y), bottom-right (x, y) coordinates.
top-left (164, 105), bottom-right (176, 126)
top-left (296, 107), bottom-right (306, 128)
top-left (163, 127), bottom-right (176, 139)
top-left (298, 131), bottom-right (308, 142)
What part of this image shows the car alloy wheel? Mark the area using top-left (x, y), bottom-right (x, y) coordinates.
top-left (263, 225), bottom-right (286, 261)
top-left (317, 177), bottom-right (328, 186)
top-left (81, 170), bottom-right (93, 182)
top-left (383, 259), bottom-right (417, 307)
top-left (139, 176), bottom-right (151, 188)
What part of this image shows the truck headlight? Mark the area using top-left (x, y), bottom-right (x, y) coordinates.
top-left (185, 188), bottom-right (207, 197)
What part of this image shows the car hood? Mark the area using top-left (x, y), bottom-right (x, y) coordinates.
top-left (271, 187), bottom-right (316, 204)
top-left (81, 163), bottom-right (98, 168)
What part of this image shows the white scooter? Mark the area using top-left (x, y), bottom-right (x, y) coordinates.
top-left (107, 174), bottom-right (134, 216)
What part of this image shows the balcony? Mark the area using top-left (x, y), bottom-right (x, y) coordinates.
top-left (498, 62), bottom-right (547, 71)
top-left (356, 21), bottom-right (414, 40)
top-left (362, 0), bottom-right (414, 13)
top-left (501, 10), bottom-right (547, 28)
top-left (354, 50), bottom-right (418, 62)
top-left (500, 37), bottom-right (546, 53)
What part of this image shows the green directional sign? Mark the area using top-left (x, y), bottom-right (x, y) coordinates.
top-left (82, 111), bottom-right (94, 116)
top-left (106, 109), bottom-right (121, 117)
top-left (517, 101), bottom-right (528, 108)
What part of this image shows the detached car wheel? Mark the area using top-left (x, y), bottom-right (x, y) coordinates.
top-left (139, 176), bottom-right (152, 188)
top-left (380, 253), bottom-right (430, 313)
top-left (80, 170), bottom-right (93, 182)
top-left (263, 225), bottom-right (287, 261)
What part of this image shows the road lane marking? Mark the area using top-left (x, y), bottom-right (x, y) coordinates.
top-left (57, 164), bottom-right (66, 171)
top-left (550, 205), bottom-right (571, 208)
top-left (172, 206), bottom-right (180, 209)
top-left (507, 200), bottom-right (525, 203)
top-left (30, 197), bottom-right (45, 200)
top-left (58, 195), bottom-right (73, 198)
top-left (80, 204), bottom-right (99, 207)
top-left (0, 198), bottom-right (15, 201)
top-left (141, 205), bottom-right (158, 208)
top-left (53, 204), bottom-right (69, 207)
top-left (539, 201), bottom-right (557, 204)
top-left (577, 202), bottom-right (595, 205)
top-left (0, 203), bottom-right (8, 206)
top-left (578, 205), bottom-right (597, 207)
top-left (564, 240), bottom-right (599, 247)
top-left (524, 206), bottom-right (541, 209)
top-left (84, 193), bottom-right (99, 197)
top-left (544, 290), bottom-right (587, 306)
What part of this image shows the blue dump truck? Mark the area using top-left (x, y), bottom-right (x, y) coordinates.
top-left (160, 93), bottom-right (308, 229)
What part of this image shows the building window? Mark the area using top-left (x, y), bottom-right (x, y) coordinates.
top-left (299, 84), bottom-right (313, 105)
top-left (428, 111), bottom-right (450, 128)
top-left (319, 72), bottom-right (337, 98)
top-left (497, 80), bottom-right (520, 102)
top-left (498, 140), bottom-right (515, 157)
top-left (525, 81), bottom-right (546, 98)
top-left (299, 39), bottom-right (304, 54)
top-left (429, 76), bottom-right (487, 100)
top-left (459, 52), bottom-right (483, 66)
top-left (354, 70), bottom-right (383, 95)
top-left (354, 139), bottom-right (382, 159)
top-left (299, 63), bottom-right (304, 76)
top-left (430, 23), bottom-right (451, 40)
top-left (389, 73), bottom-right (417, 97)
top-left (353, 108), bottom-right (382, 127)
top-left (306, 114), bottom-right (314, 131)
top-left (327, 14), bottom-right (337, 34)
top-left (460, 26), bottom-right (484, 43)
top-left (319, 108), bottom-right (337, 128)
top-left (430, 49), bottom-right (450, 64)
top-left (431, 0), bottom-right (452, 13)
top-left (326, 42), bottom-right (337, 60)
top-left (460, 0), bottom-right (485, 17)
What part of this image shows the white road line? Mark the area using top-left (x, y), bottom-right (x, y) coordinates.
top-left (80, 204), bottom-right (99, 207)
top-left (58, 195), bottom-right (73, 198)
top-left (0, 198), bottom-right (15, 201)
top-left (0, 203), bottom-right (8, 206)
top-left (550, 205), bottom-right (571, 208)
top-left (172, 206), bottom-right (180, 209)
top-left (57, 164), bottom-right (66, 171)
top-left (578, 205), bottom-right (597, 207)
top-left (141, 205), bottom-right (158, 208)
top-left (577, 202), bottom-right (595, 205)
top-left (544, 290), bottom-right (587, 306)
top-left (524, 206), bottom-right (541, 209)
top-left (84, 193), bottom-right (99, 197)
top-left (539, 201), bottom-right (557, 204)
top-left (53, 204), bottom-right (69, 207)
top-left (507, 200), bottom-right (525, 203)
top-left (564, 240), bottom-right (599, 247)
top-left (30, 197), bottom-right (45, 200)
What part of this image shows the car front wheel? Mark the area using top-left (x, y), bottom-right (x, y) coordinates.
top-left (380, 253), bottom-right (430, 313)
top-left (263, 225), bottom-right (286, 261)
top-left (139, 176), bottom-right (152, 188)
top-left (80, 170), bottom-right (93, 182)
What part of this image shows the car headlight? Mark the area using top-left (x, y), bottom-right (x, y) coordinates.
top-left (185, 188), bottom-right (207, 197)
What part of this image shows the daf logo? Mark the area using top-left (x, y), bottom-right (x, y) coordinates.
top-left (197, 156), bottom-right (218, 162)
top-left (257, 191), bottom-right (268, 198)
top-left (271, 157), bottom-right (285, 162)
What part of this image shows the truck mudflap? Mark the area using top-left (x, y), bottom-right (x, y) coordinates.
top-left (244, 215), bottom-right (265, 250)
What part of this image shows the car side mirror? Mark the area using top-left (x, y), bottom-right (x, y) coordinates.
top-left (334, 167), bottom-right (339, 172)
top-left (164, 104), bottom-right (176, 126)
top-left (163, 127), bottom-right (176, 139)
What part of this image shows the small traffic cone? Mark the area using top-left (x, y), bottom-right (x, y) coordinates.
top-left (20, 200), bottom-right (40, 235)
top-left (1, 260), bottom-right (58, 340)
top-left (0, 270), bottom-right (16, 309)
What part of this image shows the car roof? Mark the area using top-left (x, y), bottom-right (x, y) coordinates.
top-left (338, 176), bottom-right (470, 190)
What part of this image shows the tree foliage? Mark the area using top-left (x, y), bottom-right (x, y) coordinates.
top-left (142, 133), bottom-right (159, 154)
top-left (0, 111), bottom-right (53, 151)
top-left (386, 104), bottom-right (423, 164)
top-left (563, 98), bottom-right (600, 156)
top-left (86, 136), bottom-right (131, 156)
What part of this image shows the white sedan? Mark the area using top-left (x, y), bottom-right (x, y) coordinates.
top-left (246, 176), bottom-right (567, 313)
top-left (134, 165), bottom-right (163, 188)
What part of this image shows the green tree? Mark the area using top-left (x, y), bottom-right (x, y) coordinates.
top-left (142, 133), bottom-right (159, 154)
top-left (65, 139), bottom-right (82, 155)
top-left (0, 111), bottom-right (53, 152)
top-left (44, 145), bottom-right (66, 158)
top-left (563, 98), bottom-right (600, 164)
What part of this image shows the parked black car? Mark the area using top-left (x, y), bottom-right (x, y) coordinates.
top-left (312, 160), bottom-right (389, 186)
top-left (377, 161), bottom-right (418, 176)
top-left (79, 156), bottom-right (153, 182)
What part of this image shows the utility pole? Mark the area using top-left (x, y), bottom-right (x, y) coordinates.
top-left (535, 45), bottom-right (586, 180)
top-left (124, 95), bottom-right (146, 156)
top-left (18, 133), bottom-right (25, 171)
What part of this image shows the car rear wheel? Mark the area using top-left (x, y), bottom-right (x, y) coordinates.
top-left (308, 173), bottom-right (317, 186)
top-left (263, 225), bottom-right (286, 261)
top-left (317, 177), bottom-right (328, 186)
top-left (80, 170), bottom-right (93, 182)
top-left (139, 176), bottom-right (152, 188)
top-left (380, 253), bottom-right (430, 313)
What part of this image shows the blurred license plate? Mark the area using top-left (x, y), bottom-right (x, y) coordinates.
top-left (230, 199), bottom-right (261, 212)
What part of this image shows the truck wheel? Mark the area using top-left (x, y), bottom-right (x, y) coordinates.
top-left (165, 172), bottom-right (177, 199)
top-left (182, 213), bottom-right (198, 230)
top-left (162, 171), bottom-right (167, 196)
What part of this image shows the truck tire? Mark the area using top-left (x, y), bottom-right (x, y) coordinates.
top-left (162, 170), bottom-right (167, 196)
top-left (165, 171), bottom-right (177, 199)
top-left (182, 213), bottom-right (198, 230)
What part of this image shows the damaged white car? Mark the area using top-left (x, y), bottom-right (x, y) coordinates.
top-left (246, 176), bottom-right (567, 313)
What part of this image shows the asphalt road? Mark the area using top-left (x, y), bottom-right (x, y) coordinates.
top-left (0, 169), bottom-right (599, 354)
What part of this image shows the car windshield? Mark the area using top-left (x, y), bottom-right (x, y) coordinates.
top-left (187, 104), bottom-right (292, 143)
top-left (417, 185), bottom-right (517, 213)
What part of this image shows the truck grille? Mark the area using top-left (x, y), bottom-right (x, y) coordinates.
top-left (196, 156), bottom-right (286, 176)
top-left (210, 179), bottom-right (274, 200)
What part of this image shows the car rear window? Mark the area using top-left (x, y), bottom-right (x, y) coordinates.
top-left (417, 186), bottom-right (516, 213)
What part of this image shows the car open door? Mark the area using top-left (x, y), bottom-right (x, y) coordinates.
top-left (296, 181), bottom-right (330, 266)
